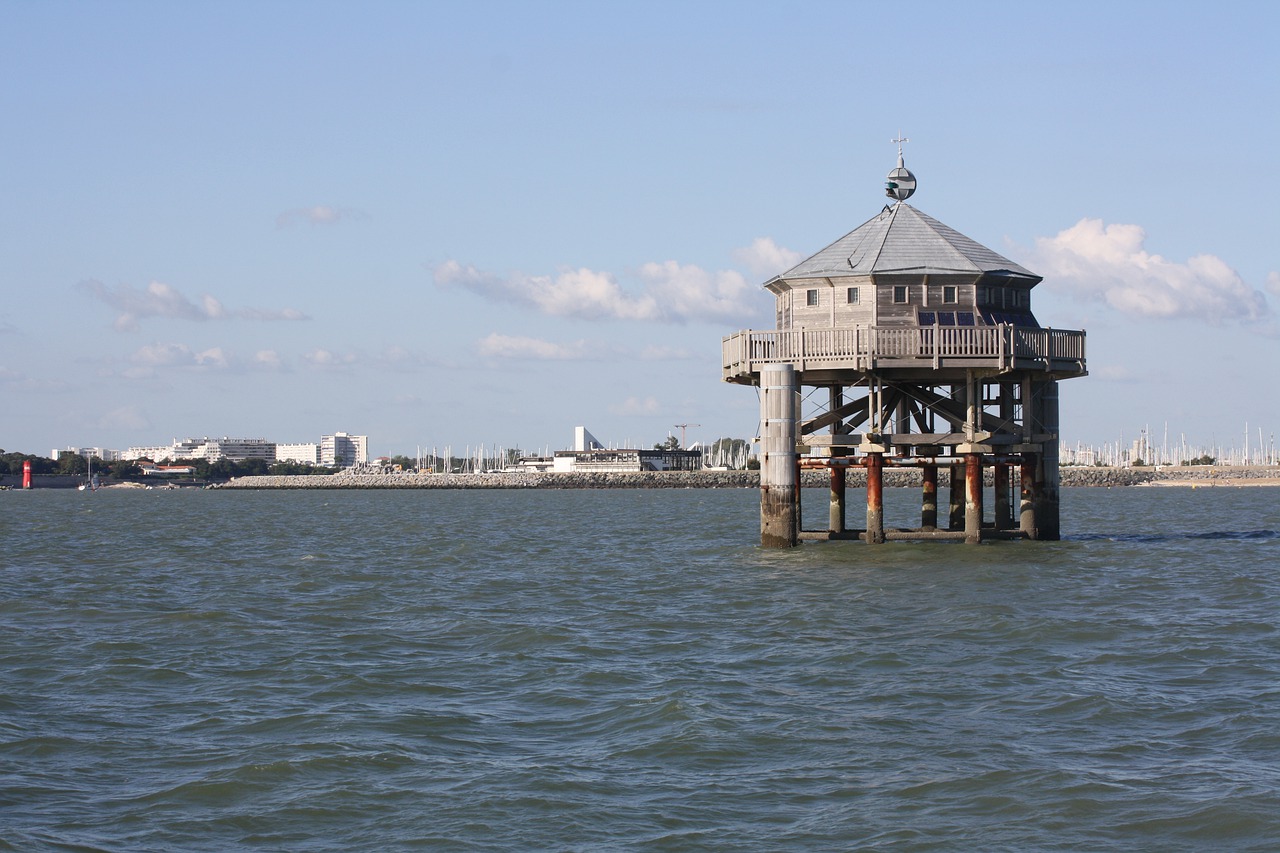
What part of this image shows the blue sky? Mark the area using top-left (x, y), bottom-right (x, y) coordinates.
top-left (2, 1), bottom-right (1277, 458)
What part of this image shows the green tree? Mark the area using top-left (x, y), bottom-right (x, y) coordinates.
top-left (654, 436), bottom-right (681, 451)
top-left (202, 459), bottom-right (235, 480)
top-left (56, 451), bottom-right (88, 476)
top-left (108, 460), bottom-right (141, 480)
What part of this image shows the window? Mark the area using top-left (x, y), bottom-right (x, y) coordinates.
top-left (806, 289), bottom-right (819, 307)
top-left (847, 286), bottom-right (859, 304)
top-left (937, 311), bottom-right (956, 326)
top-left (957, 311), bottom-right (976, 326)
top-left (893, 286), bottom-right (908, 304)
top-left (943, 285), bottom-right (957, 304)
top-left (918, 311), bottom-right (936, 326)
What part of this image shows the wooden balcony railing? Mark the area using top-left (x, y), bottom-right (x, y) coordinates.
top-left (722, 325), bottom-right (1086, 381)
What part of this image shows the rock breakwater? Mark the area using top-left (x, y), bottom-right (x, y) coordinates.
top-left (214, 466), bottom-right (1277, 490)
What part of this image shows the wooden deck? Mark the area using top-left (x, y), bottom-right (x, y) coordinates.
top-left (723, 325), bottom-right (1087, 383)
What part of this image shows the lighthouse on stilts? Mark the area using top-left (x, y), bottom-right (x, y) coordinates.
top-left (724, 140), bottom-right (1088, 546)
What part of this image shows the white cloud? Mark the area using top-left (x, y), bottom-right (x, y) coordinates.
top-left (732, 236), bottom-right (803, 278)
top-left (89, 405), bottom-right (150, 431)
top-left (302, 348), bottom-right (358, 368)
top-left (0, 366), bottom-right (68, 391)
top-left (254, 349), bottom-right (284, 370)
top-left (238, 307), bottom-right (308, 321)
top-left (118, 342), bottom-right (308, 379)
top-left (435, 261), bottom-right (660, 321)
top-left (1026, 219), bottom-right (1269, 324)
top-left (639, 344), bottom-right (693, 360)
top-left (0, 365), bottom-right (34, 389)
top-left (433, 239), bottom-right (775, 324)
top-left (275, 205), bottom-right (358, 228)
top-left (194, 347), bottom-right (228, 368)
top-left (476, 333), bottom-right (591, 360)
top-left (80, 279), bottom-right (310, 332)
top-left (1268, 271), bottom-right (1280, 298)
top-left (609, 396), bottom-right (661, 416)
top-left (123, 342), bottom-right (235, 377)
top-left (374, 346), bottom-right (442, 370)
top-left (473, 333), bottom-right (695, 362)
top-left (637, 260), bottom-right (753, 322)
top-left (131, 342), bottom-right (199, 367)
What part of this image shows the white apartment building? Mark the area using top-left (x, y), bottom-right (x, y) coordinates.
top-left (111, 431), bottom-right (367, 465)
top-left (122, 445), bottom-right (180, 462)
top-left (320, 433), bottom-right (367, 467)
top-left (122, 437), bottom-right (275, 463)
top-left (275, 443), bottom-right (321, 464)
top-left (52, 447), bottom-right (121, 462)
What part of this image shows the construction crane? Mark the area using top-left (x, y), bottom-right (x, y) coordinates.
top-left (673, 423), bottom-right (701, 449)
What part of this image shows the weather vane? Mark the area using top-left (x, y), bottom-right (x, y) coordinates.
top-left (885, 132), bottom-right (916, 202)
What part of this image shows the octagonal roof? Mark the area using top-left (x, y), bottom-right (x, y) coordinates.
top-left (770, 202), bottom-right (1040, 286)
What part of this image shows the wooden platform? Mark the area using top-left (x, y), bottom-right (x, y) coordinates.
top-left (723, 325), bottom-right (1086, 384)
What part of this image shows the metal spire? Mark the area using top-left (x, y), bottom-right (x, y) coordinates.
top-left (885, 133), bottom-right (916, 202)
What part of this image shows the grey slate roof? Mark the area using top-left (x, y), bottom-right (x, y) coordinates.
top-left (775, 203), bottom-right (1040, 284)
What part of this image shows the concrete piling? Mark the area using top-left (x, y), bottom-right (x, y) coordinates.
top-left (760, 364), bottom-right (799, 548)
top-left (948, 461), bottom-right (965, 531)
top-left (1035, 381), bottom-right (1062, 541)
top-left (964, 453), bottom-right (983, 544)
top-left (829, 463), bottom-right (847, 535)
top-left (1019, 454), bottom-right (1038, 539)
top-left (921, 463), bottom-right (938, 530)
top-left (865, 452), bottom-right (885, 544)
top-left (994, 461), bottom-right (1011, 530)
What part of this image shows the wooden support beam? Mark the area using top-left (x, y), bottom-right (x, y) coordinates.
top-left (800, 395), bottom-right (868, 435)
top-left (894, 383), bottom-right (1021, 435)
top-left (911, 400), bottom-right (932, 433)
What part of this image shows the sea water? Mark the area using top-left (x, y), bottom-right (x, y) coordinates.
top-left (2, 487), bottom-right (1278, 851)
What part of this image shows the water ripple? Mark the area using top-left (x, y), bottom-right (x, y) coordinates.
top-left (2, 487), bottom-right (1279, 851)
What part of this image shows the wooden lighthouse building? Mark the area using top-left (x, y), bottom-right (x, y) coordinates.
top-left (724, 145), bottom-right (1087, 546)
